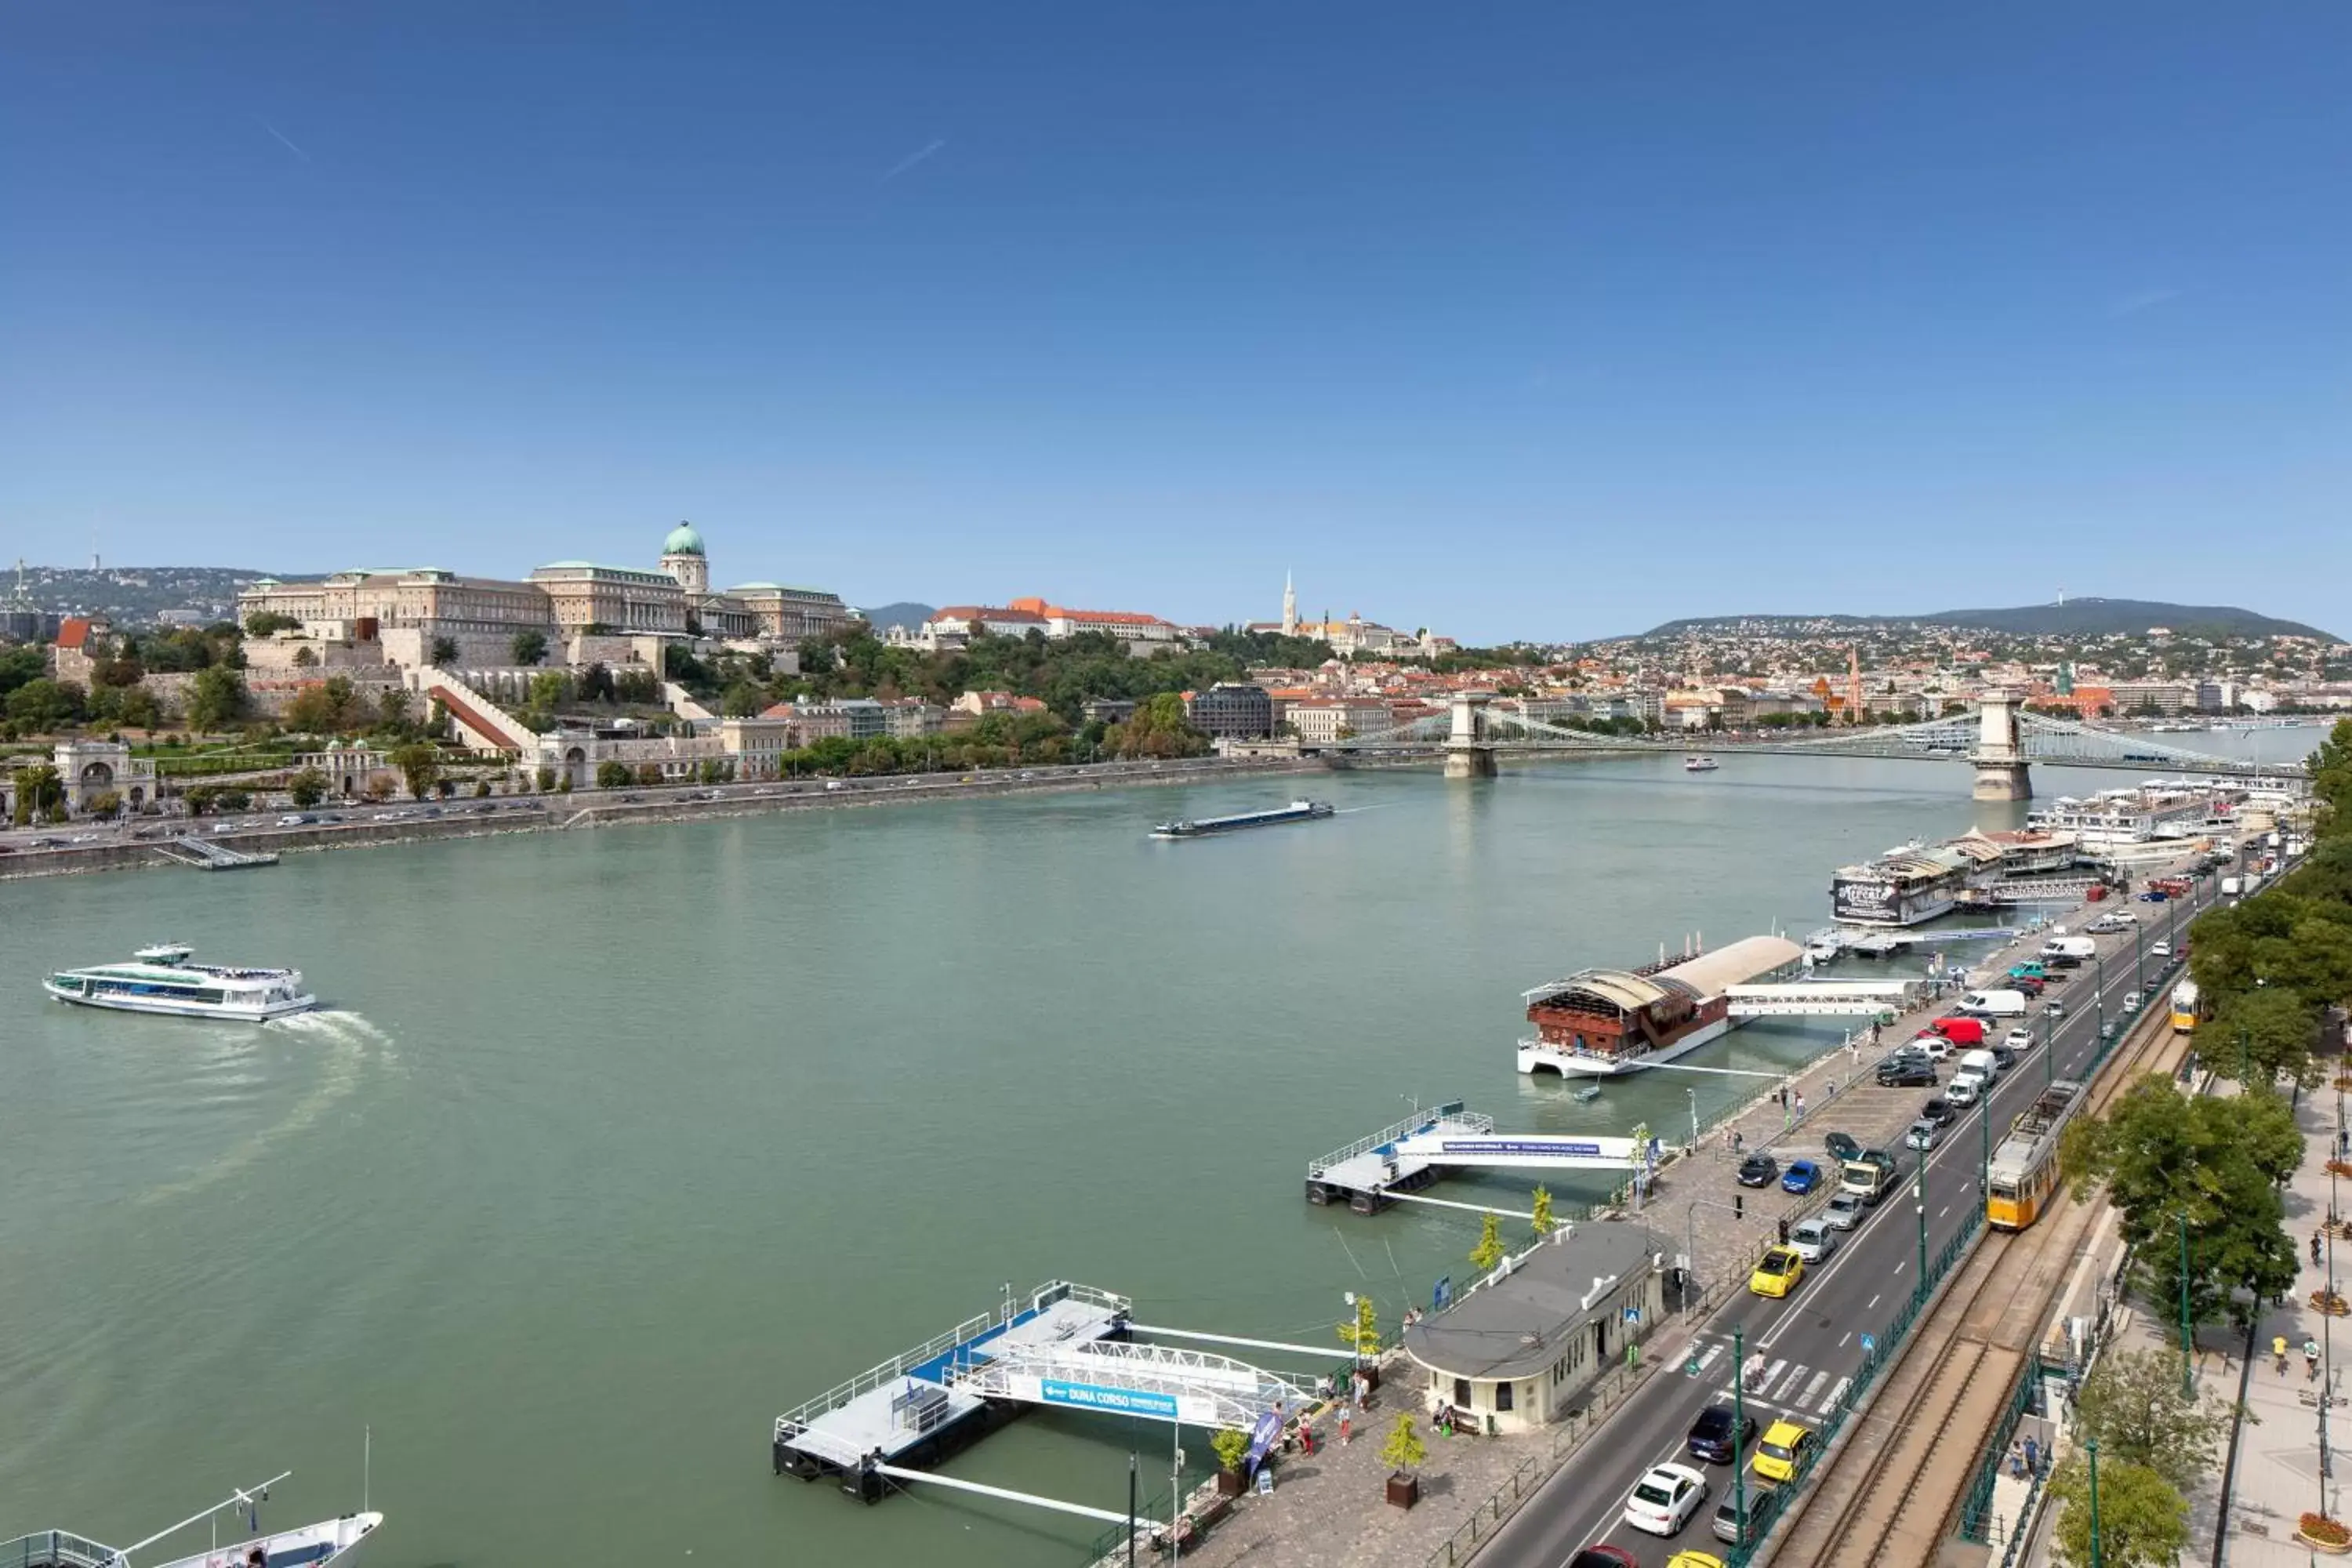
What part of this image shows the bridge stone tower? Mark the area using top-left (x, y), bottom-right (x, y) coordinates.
top-left (1445, 692), bottom-right (1498, 780)
top-left (1970, 692), bottom-right (2031, 802)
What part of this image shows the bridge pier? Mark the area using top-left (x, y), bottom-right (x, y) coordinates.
top-left (1446, 692), bottom-right (1498, 780)
top-left (1445, 746), bottom-right (1498, 780)
top-left (1969, 691), bottom-right (2032, 802)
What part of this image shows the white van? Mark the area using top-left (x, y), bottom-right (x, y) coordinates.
top-left (1945, 1071), bottom-right (1985, 1106)
top-left (1959, 989), bottom-right (2029, 1018)
top-left (1957, 1047), bottom-right (1999, 1083)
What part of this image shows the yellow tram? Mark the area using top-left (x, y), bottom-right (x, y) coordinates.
top-left (1986, 1080), bottom-right (2082, 1231)
top-left (2170, 979), bottom-right (2200, 1035)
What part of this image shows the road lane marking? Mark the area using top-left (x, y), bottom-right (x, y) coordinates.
top-left (1838, 1330), bottom-right (1853, 1348)
top-left (1772, 1363), bottom-right (1808, 1400)
top-left (1798, 1370), bottom-right (1830, 1408)
top-left (1867, 1294), bottom-right (1880, 1312)
top-left (1824, 1374), bottom-right (1853, 1413)
top-left (1940, 1204), bottom-right (1951, 1218)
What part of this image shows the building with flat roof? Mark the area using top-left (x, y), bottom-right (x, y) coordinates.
top-left (1189, 682), bottom-right (1276, 739)
top-left (1401, 1221), bottom-right (1669, 1435)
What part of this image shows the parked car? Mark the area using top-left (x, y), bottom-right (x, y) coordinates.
top-left (1780, 1159), bottom-right (1822, 1195)
top-left (1736, 1153), bottom-right (1780, 1188)
top-left (2122, 993), bottom-right (2143, 1014)
top-left (2004, 1027), bottom-right (2034, 1051)
top-left (1990, 1043), bottom-right (2017, 1071)
top-left (1823, 1131), bottom-right (1862, 1165)
top-left (2013, 975), bottom-right (2045, 997)
top-left (1876, 1057), bottom-right (1936, 1088)
top-left (1568, 1552), bottom-right (1639, 1568)
top-left (1668, 1552), bottom-right (1730, 1568)
top-left (2044, 1000), bottom-right (2067, 1018)
top-left (1823, 1191), bottom-right (1866, 1231)
top-left (1904, 1119), bottom-right (1941, 1152)
top-left (1750, 1420), bottom-right (1817, 1483)
top-left (1711, 1483), bottom-right (1778, 1545)
top-left (1686, 1406), bottom-right (1757, 1465)
top-left (1918, 1097), bottom-right (1957, 1128)
top-left (1623, 1463), bottom-right (1711, 1537)
top-left (2151, 939), bottom-right (2173, 959)
top-left (1749, 1247), bottom-right (1805, 1299)
top-left (1910, 1034), bottom-right (1952, 1061)
top-left (1788, 1218), bottom-right (1838, 1263)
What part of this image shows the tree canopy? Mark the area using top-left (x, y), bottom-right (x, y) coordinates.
top-left (2071, 1348), bottom-right (2241, 1491)
top-left (2047, 1454), bottom-right (2189, 1568)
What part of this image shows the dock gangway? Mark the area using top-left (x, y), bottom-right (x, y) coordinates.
top-left (1306, 1102), bottom-right (1653, 1212)
top-left (156, 835), bottom-right (279, 870)
top-left (949, 1338), bottom-right (1312, 1429)
top-left (1724, 980), bottom-right (1918, 1018)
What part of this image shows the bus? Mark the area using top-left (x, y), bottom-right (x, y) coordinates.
top-left (1987, 1080), bottom-right (2083, 1232)
top-left (2170, 979), bottom-right (2199, 1034)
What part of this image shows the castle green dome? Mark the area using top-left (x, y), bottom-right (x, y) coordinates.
top-left (662, 521), bottom-right (706, 557)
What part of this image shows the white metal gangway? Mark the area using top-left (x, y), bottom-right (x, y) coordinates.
top-left (948, 1338), bottom-right (1312, 1429)
top-left (1724, 980), bottom-right (1919, 1018)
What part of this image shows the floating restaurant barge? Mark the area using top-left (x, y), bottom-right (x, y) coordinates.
top-left (1517, 934), bottom-right (1804, 1076)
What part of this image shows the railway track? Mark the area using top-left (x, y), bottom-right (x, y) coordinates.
top-left (1769, 1010), bottom-right (2192, 1566)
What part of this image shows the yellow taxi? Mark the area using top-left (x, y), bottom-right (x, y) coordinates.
top-left (1665, 1553), bottom-right (1726, 1568)
top-left (1750, 1419), bottom-right (1816, 1483)
top-left (1748, 1245), bottom-right (1804, 1299)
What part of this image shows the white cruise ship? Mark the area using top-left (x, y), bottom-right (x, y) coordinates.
top-left (2026, 784), bottom-right (2223, 848)
top-left (42, 946), bottom-right (316, 1022)
top-left (6, 1471), bottom-right (380, 1568)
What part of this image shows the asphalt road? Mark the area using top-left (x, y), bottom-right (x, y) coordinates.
top-left (1478, 892), bottom-right (2209, 1568)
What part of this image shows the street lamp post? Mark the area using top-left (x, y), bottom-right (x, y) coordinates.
top-left (2133, 920), bottom-right (2144, 998)
top-left (1980, 1092), bottom-right (1991, 1198)
top-left (2044, 1003), bottom-right (2055, 1087)
top-left (1733, 1323), bottom-right (1748, 1544)
top-left (2087, 1438), bottom-right (2104, 1568)
top-left (1688, 1086), bottom-right (1700, 1149)
top-left (2095, 947), bottom-right (2107, 1048)
top-left (1915, 1169), bottom-right (1928, 1305)
top-left (2177, 1210), bottom-right (2194, 1399)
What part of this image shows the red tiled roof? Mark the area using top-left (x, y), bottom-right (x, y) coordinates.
top-left (56, 618), bottom-right (93, 649)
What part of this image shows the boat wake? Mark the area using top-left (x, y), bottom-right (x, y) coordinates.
top-left (137, 1014), bottom-right (376, 1206)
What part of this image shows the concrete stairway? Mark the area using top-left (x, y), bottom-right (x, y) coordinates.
top-left (408, 666), bottom-right (539, 755)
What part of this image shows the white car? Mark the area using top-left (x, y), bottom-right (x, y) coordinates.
top-left (1911, 1034), bottom-right (1952, 1061)
top-left (2150, 940), bottom-right (2172, 959)
top-left (1624, 1461), bottom-right (1710, 1537)
top-left (2004, 1028), bottom-right (2034, 1051)
top-left (1788, 1217), bottom-right (1838, 1263)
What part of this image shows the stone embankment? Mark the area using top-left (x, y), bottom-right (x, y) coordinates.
top-left (0, 755), bottom-right (1330, 882)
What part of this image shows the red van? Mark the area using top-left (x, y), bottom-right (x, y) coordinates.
top-left (1930, 1016), bottom-right (1987, 1046)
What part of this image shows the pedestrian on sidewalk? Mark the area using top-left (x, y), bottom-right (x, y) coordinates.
top-left (1341, 1409), bottom-right (1352, 1445)
top-left (2024, 1434), bottom-right (2040, 1475)
top-left (1794, 1091), bottom-right (1806, 1119)
top-left (2009, 1440), bottom-right (2027, 1479)
top-left (2275, 1334), bottom-right (2291, 1375)
top-left (2316, 1230), bottom-right (2326, 1267)
top-left (2309, 1337), bottom-right (2322, 1381)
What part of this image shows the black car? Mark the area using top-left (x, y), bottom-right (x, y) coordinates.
top-left (1823, 1131), bottom-right (1862, 1165)
top-left (1688, 1405), bottom-right (1758, 1465)
top-left (1877, 1058), bottom-right (1936, 1087)
top-left (1737, 1153), bottom-right (1780, 1188)
top-left (1919, 1097), bottom-right (1958, 1127)
top-left (1990, 1044), bottom-right (2017, 1071)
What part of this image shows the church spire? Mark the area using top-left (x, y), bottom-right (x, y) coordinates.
top-left (1281, 570), bottom-right (1298, 637)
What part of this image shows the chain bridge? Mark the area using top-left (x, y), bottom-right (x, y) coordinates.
top-left (1326, 691), bottom-right (2308, 801)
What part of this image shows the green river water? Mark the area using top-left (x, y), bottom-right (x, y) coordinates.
top-left (0, 746), bottom-right (2285, 1564)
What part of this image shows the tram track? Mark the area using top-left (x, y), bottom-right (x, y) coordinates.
top-left (1769, 1002), bottom-right (2191, 1565)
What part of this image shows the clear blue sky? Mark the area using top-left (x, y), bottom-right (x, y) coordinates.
top-left (3, 4), bottom-right (2347, 641)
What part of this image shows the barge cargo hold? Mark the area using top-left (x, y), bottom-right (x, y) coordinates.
top-left (1149, 799), bottom-right (1334, 839)
top-left (1517, 934), bottom-right (1803, 1076)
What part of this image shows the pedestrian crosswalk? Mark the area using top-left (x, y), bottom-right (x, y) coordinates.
top-left (1686, 1334), bottom-right (1860, 1421)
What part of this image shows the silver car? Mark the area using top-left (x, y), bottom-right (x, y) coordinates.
top-left (1824, 1192), bottom-right (1865, 1231)
top-left (1788, 1218), bottom-right (1838, 1263)
top-left (1904, 1119), bottom-right (1941, 1152)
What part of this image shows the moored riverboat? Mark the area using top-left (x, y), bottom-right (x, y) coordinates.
top-left (5, 1472), bottom-right (381, 1568)
top-left (1518, 934), bottom-right (1804, 1076)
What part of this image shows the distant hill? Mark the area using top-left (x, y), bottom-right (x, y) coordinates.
top-left (858, 601), bottom-right (935, 632)
top-left (1641, 598), bottom-right (2336, 642)
top-left (4, 565), bottom-right (295, 626)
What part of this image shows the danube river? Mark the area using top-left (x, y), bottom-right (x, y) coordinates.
top-left (0, 744), bottom-right (2291, 1564)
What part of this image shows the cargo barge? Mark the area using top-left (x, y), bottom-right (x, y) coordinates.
top-left (1149, 799), bottom-right (1334, 840)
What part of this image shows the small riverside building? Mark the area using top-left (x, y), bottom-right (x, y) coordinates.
top-left (1401, 1219), bottom-right (1669, 1435)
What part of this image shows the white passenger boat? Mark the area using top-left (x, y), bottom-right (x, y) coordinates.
top-left (1683, 756), bottom-right (1719, 772)
top-left (5, 1470), bottom-right (380, 1568)
top-left (42, 948), bottom-right (316, 1021)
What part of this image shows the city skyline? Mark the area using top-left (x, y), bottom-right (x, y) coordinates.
top-left (4, 4), bottom-right (2348, 640)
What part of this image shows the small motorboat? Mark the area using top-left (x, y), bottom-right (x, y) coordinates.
top-left (1684, 756), bottom-right (1719, 772)
top-left (1572, 1083), bottom-right (1602, 1104)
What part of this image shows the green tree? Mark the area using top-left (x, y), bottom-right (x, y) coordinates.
top-left (1337, 1294), bottom-right (1378, 1356)
top-left (83, 789), bottom-right (122, 820)
top-left (114, 685), bottom-right (160, 731)
top-left (244, 611), bottom-right (300, 637)
top-left (596, 760), bottom-right (632, 789)
top-left (2063, 1078), bottom-right (2301, 1331)
top-left (1470, 1212), bottom-right (1506, 1272)
top-left (287, 768), bottom-right (329, 809)
top-left (185, 666), bottom-right (247, 733)
top-left (2073, 1348), bottom-right (2242, 1491)
top-left (535, 764), bottom-right (557, 793)
top-left (5, 677), bottom-right (84, 730)
top-left (510, 630), bottom-right (549, 667)
top-left (722, 681), bottom-right (765, 718)
top-left (2046, 1454), bottom-right (2188, 1568)
top-left (291, 644), bottom-right (318, 667)
top-left (11, 764), bottom-right (62, 824)
top-left (1209, 1426), bottom-right (1250, 1477)
top-left (2208, 985), bottom-right (2323, 1091)
top-left (376, 688), bottom-right (412, 731)
top-left (430, 636), bottom-right (459, 666)
top-left (1378, 1414), bottom-right (1426, 1476)
top-left (389, 742), bottom-right (441, 800)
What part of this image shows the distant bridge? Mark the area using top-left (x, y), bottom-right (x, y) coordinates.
top-left (1326, 693), bottom-right (2310, 801)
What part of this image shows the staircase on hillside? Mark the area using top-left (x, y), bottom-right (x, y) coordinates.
top-left (408, 666), bottom-right (539, 755)
top-left (663, 681), bottom-right (717, 725)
